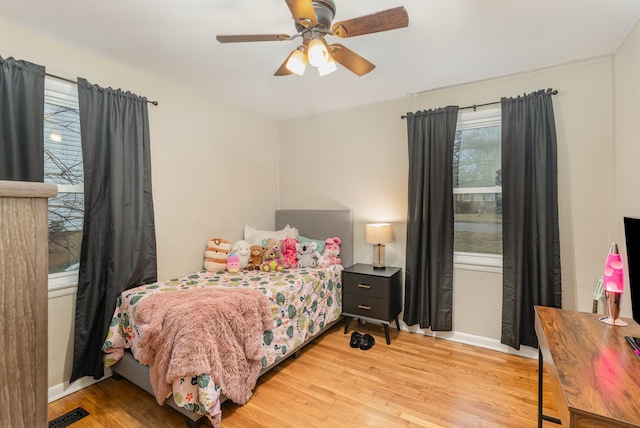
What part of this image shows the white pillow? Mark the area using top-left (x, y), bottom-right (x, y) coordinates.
top-left (244, 224), bottom-right (298, 245)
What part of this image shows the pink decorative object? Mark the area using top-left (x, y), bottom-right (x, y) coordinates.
top-left (600, 243), bottom-right (629, 326)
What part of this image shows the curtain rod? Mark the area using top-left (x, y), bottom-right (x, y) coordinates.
top-left (45, 72), bottom-right (159, 106)
top-left (400, 89), bottom-right (558, 119)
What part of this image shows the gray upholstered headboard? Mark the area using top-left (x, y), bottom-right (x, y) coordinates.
top-left (276, 209), bottom-right (353, 268)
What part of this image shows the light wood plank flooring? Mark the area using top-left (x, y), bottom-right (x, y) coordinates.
top-left (48, 323), bottom-right (560, 427)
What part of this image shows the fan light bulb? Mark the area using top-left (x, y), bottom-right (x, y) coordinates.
top-left (318, 55), bottom-right (337, 76)
top-left (285, 47), bottom-right (307, 76)
top-left (307, 38), bottom-right (329, 67)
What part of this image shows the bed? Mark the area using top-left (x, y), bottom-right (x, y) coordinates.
top-left (103, 209), bottom-right (353, 428)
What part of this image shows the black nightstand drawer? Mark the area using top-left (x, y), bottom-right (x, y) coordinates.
top-left (343, 273), bottom-right (389, 299)
top-left (343, 293), bottom-right (389, 320)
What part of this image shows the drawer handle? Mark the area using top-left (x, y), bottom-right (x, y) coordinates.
top-left (358, 305), bottom-right (371, 310)
top-left (357, 283), bottom-right (371, 289)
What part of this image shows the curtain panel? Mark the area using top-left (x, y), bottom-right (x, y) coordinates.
top-left (403, 106), bottom-right (459, 331)
top-left (500, 89), bottom-right (562, 350)
top-left (71, 78), bottom-right (157, 381)
top-left (0, 55), bottom-right (45, 182)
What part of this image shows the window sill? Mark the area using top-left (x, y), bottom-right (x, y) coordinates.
top-left (48, 270), bottom-right (79, 298)
top-left (454, 252), bottom-right (503, 274)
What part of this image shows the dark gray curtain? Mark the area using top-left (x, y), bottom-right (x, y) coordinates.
top-left (403, 106), bottom-right (459, 331)
top-left (71, 78), bottom-right (157, 381)
top-left (501, 89), bottom-right (561, 350)
top-left (0, 56), bottom-right (45, 181)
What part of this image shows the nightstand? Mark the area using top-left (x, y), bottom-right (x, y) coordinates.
top-left (342, 263), bottom-right (402, 345)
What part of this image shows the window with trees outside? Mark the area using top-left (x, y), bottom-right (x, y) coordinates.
top-left (453, 108), bottom-right (502, 271)
top-left (44, 77), bottom-right (84, 289)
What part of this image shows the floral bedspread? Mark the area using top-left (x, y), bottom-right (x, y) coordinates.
top-left (102, 265), bottom-right (343, 426)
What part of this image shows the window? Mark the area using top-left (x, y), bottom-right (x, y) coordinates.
top-left (44, 77), bottom-right (83, 289)
top-left (453, 108), bottom-right (502, 271)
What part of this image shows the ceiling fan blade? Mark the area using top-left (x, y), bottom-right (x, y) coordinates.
top-left (329, 44), bottom-right (375, 76)
top-left (332, 7), bottom-right (409, 38)
top-left (285, 0), bottom-right (317, 28)
top-left (216, 34), bottom-right (290, 43)
top-left (274, 52), bottom-right (295, 76)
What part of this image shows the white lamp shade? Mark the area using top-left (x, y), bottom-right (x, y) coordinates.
top-left (307, 38), bottom-right (329, 67)
top-left (366, 223), bottom-right (392, 244)
top-left (318, 55), bottom-right (337, 76)
top-left (285, 48), bottom-right (307, 76)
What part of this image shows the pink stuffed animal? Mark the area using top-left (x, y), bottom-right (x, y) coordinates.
top-left (282, 237), bottom-right (299, 269)
top-left (322, 237), bottom-right (342, 265)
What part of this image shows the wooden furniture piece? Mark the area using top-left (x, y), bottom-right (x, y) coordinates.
top-left (342, 263), bottom-right (402, 344)
top-left (535, 306), bottom-right (640, 428)
top-left (0, 180), bottom-right (57, 428)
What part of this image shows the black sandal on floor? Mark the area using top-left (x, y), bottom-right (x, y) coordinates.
top-left (359, 333), bottom-right (375, 350)
top-left (350, 331), bottom-right (362, 348)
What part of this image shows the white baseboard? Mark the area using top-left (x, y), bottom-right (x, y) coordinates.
top-left (401, 325), bottom-right (539, 359)
top-left (48, 368), bottom-right (112, 403)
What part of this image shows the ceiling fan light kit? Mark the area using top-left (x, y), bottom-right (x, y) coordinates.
top-left (285, 46), bottom-right (308, 76)
top-left (216, 0), bottom-right (409, 77)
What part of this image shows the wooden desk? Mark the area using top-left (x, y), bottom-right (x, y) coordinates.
top-left (535, 306), bottom-right (640, 427)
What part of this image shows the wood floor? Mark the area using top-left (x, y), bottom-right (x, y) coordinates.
top-left (48, 323), bottom-right (561, 427)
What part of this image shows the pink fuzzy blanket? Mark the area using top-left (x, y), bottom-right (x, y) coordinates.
top-left (133, 287), bottom-right (272, 405)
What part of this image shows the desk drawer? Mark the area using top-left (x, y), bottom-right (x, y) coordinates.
top-left (343, 293), bottom-right (389, 320)
top-left (342, 274), bottom-right (388, 299)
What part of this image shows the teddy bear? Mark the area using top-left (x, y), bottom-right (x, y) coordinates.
top-left (296, 241), bottom-right (318, 268)
top-left (247, 245), bottom-right (265, 271)
top-left (261, 247), bottom-right (285, 272)
top-left (322, 237), bottom-right (342, 265)
top-left (264, 237), bottom-right (285, 263)
top-left (281, 237), bottom-right (299, 269)
top-left (226, 254), bottom-right (241, 273)
top-left (204, 237), bottom-right (232, 272)
top-left (231, 239), bottom-right (251, 269)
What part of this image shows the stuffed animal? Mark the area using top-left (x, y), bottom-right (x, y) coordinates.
top-left (264, 237), bottom-right (285, 263)
top-left (282, 237), bottom-right (299, 269)
top-left (231, 240), bottom-right (252, 269)
top-left (204, 238), bottom-right (232, 272)
top-left (296, 241), bottom-right (318, 268)
top-left (322, 237), bottom-right (342, 265)
top-left (261, 248), bottom-right (284, 272)
top-left (247, 245), bottom-right (265, 271)
top-left (226, 254), bottom-right (241, 273)
top-left (316, 251), bottom-right (332, 268)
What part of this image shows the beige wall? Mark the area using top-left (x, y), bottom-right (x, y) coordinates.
top-left (4, 15), bottom-right (639, 393)
top-left (279, 59), bottom-right (616, 341)
top-left (614, 18), bottom-right (640, 317)
top-left (0, 21), bottom-right (280, 389)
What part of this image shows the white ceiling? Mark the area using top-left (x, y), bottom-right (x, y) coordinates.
top-left (2, 0), bottom-right (640, 121)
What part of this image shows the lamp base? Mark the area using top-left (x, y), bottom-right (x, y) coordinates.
top-left (599, 316), bottom-right (629, 327)
top-left (372, 244), bottom-right (386, 269)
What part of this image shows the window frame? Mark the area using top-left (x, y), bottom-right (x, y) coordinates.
top-left (453, 107), bottom-right (503, 273)
top-left (44, 77), bottom-right (83, 292)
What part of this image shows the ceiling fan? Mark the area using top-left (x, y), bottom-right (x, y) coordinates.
top-left (216, 0), bottom-right (409, 77)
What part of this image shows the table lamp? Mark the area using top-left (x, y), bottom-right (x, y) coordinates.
top-left (600, 242), bottom-right (629, 326)
top-left (365, 223), bottom-right (392, 269)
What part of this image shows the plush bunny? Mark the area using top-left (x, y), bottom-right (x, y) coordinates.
top-left (322, 237), bottom-right (342, 265)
